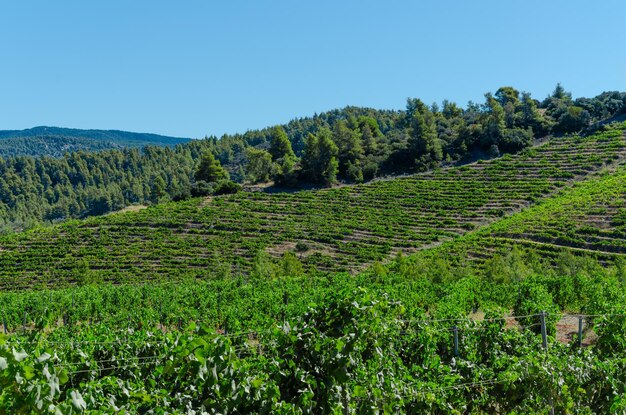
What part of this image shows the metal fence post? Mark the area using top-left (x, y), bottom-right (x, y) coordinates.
top-left (453, 325), bottom-right (459, 357)
top-left (540, 311), bottom-right (548, 350)
top-left (578, 316), bottom-right (584, 348)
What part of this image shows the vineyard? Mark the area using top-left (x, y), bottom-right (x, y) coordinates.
top-left (422, 159), bottom-right (626, 270)
top-left (3, 0), bottom-right (626, 409)
top-left (1, 123), bottom-right (625, 291)
top-left (2, 262), bottom-right (626, 413)
top-left (3, 124), bottom-right (626, 412)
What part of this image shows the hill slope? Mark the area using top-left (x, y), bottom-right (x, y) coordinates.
top-left (0, 126), bottom-right (191, 157)
top-left (425, 161), bottom-right (626, 267)
top-left (0, 87), bottom-right (623, 231)
top-left (1, 123), bottom-right (624, 290)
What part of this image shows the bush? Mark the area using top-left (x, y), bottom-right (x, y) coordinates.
top-left (191, 180), bottom-right (214, 197)
top-left (499, 127), bottom-right (533, 153)
top-left (595, 313), bottom-right (626, 356)
top-left (295, 241), bottom-right (309, 252)
top-left (213, 180), bottom-right (242, 195)
top-left (488, 144), bottom-right (500, 158)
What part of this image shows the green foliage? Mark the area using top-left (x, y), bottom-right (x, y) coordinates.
top-left (272, 154), bottom-right (299, 187)
top-left (333, 120), bottom-right (364, 181)
top-left (406, 98), bottom-right (443, 170)
top-left (213, 180), bottom-right (241, 195)
top-left (513, 280), bottom-right (560, 335)
top-left (520, 91), bottom-right (551, 136)
top-left (301, 129), bottom-right (339, 185)
top-left (150, 175), bottom-right (167, 203)
top-left (191, 180), bottom-right (214, 196)
top-left (485, 247), bottom-right (534, 284)
top-left (194, 151), bottom-right (230, 183)
top-left (0, 87), bottom-right (623, 231)
top-left (0, 87), bottom-right (625, 413)
top-left (266, 288), bottom-right (404, 412)
top-left (595, 314), bottom-right (626, 356)
top-left (0, 126), bottom-right (190, 158)
top-left (557, 106), bottom-right (592, 133)
top-left (269, 126), bottom-right (296, 161)
top-left (1, 267), bottom-right (626, 413)
top-left (251, 251), bottom-right (277, 279)
top-left (0, 124), bottom-right (625, 289)
top-left (280, 252), bottom-right (304, 277)
top-left (295, 241), bottom-right (309, 252)
top-left (245, 147), bottom-right (273, 183)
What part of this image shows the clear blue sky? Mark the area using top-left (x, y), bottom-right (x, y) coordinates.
top-left (1, 0), bottom-right (624, 138)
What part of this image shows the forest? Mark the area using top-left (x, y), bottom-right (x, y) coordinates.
top-left (0, 126), bottom-right (190, 158)
top-left (0, 86), bottom-right (624, 232)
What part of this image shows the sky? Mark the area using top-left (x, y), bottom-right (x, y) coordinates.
top-left (0, 1), bottom-right (624, 139)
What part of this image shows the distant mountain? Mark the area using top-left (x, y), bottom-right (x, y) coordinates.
top-left (0, 126), bottom-right (191, 158)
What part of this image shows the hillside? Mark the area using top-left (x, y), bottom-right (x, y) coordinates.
top-left (0, 126), bottom-right (190, 157)
top-left (421, 159), bottom-right (626, 268)
top-left (4, 3), bottom-right (626, 411)
top-left (2, 117), bottom-right (626, 415)
top-left (1, 123), bottom-right (624, 290)
top-left (2, 129), bottom-right (626, 411)
top-left (0, 87), bottom-right (623, 232)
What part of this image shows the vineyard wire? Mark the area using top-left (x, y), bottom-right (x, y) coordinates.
top-left (5, 312), bottom-right (623, 348)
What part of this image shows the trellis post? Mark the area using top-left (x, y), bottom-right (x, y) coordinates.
top-left (453, 325), bottom-right (459, 357)
top-left (578, 316), bottom-right (584, 348)
top-left (540, 311), bottom-right (554, 415)
top-left (540, 311), bottom-right (548, 350)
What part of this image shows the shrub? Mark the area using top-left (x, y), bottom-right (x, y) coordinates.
top-left (191, 180), bottom-right (214, 197)
top-left (213, 180), bottom-right (242, 195)
top-left (295, 241), bottom-right (309, 252)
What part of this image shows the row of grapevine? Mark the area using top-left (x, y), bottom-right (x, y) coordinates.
top-left (2, 284), bottom-right (626, 413)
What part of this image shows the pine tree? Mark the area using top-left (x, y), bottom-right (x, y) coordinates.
top-left (407, 99), bottom-right (442, 170)
top-left (333, 120), bottom-right (363, 180)
top-left (482, 93), bottom-right (506, 151)
top-left (301, 129), bottom-right (338, 185)
top-left (194, 151), bottom-right (229, 183)
top-left (269, 126), bottom-right (295, 161)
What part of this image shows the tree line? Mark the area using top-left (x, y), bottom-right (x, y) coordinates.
top-left (0, 85), bottom-right (624, 232)
top-left (244, 86), bottom-right (626, 185)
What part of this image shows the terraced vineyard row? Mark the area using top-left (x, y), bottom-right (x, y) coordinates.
top-left (423, 161), bottom-right (626, 269)
top-left (1, 124), bottom-right (625, 290)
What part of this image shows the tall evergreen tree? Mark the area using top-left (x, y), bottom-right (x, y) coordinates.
top-left (482, 93), bottom-right (506, 150)
top-left (302, 129), bottom-right (339, 185)
top-left (407, 99), bottom-right (443, 170)
top-left (333, 120), bottom-right (364, 181)
top-left (194, 151), bottom-right (229, 183)
top-left (520, 92), bottom-right (550, 136)
top-left (268, 126), bottom-right (295, 161)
